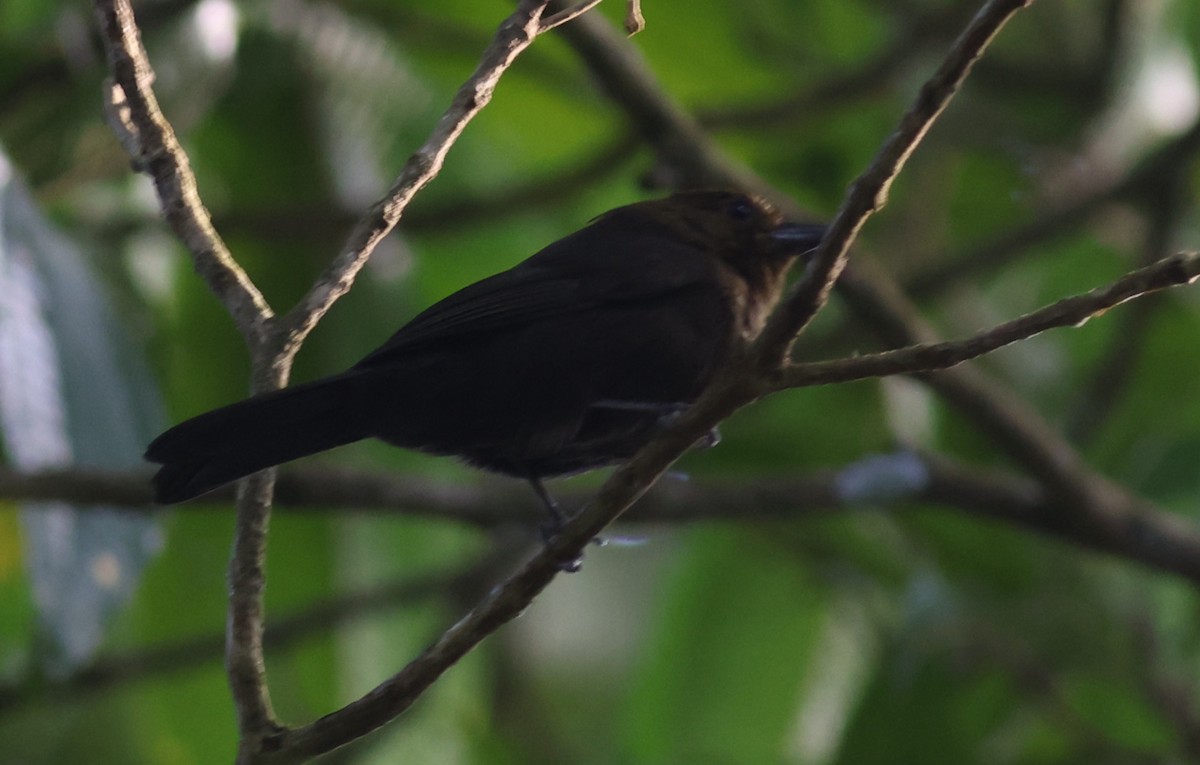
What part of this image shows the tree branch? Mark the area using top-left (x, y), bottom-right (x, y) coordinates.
top-left (91, 0), bottom-right (1200, 760)
top-left (551, 3), bottom-right (775, 194)
top-left (1066, 166), bottom-right (1191, 443)
top-left (831, 253), bottom-right (1141, 530)
top-left (774, 252), bottom-right (1200, 389)
top-left (91, 0), bottom-right (274, 350)
top-left (906, 116), bottom-right (1200, 301)
top-left (624, 0), bottom-right (645, 35)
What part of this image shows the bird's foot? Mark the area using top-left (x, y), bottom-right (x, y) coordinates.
top-left (538, 518), bottom-right (607, 572)
top-left (530, 477), bottom-right (603, 572)
top-left (695, 426), bottom-right (721, 449)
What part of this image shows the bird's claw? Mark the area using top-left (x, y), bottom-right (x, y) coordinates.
top-left (696, 426), bottom-right (721, 449)
top-left (538, 521), bottom-right (588, 572)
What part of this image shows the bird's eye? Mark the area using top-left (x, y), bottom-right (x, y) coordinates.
top-left (728, 199), bottom-right (755, 220)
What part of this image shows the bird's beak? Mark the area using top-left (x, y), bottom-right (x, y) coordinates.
top-left (770, 222), bottom-right (826, 256)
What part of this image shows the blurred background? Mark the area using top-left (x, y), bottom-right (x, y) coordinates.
top-left (3, 0), bottom-right (1200, 762)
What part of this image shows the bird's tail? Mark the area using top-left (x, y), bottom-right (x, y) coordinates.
top-left (146, 372), bottom-right (370, 504)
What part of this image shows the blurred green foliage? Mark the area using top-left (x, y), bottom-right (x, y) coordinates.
top-left (2, 0), bottom-right (1200, 763)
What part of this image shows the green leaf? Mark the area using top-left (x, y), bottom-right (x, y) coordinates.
top-left (620, 528), bottom-right (828, 763)
top-left (1062, 672), bottom-right (1176, 753)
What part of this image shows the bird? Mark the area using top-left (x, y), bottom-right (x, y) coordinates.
top-left (146, 190), bottom-right (825, 523)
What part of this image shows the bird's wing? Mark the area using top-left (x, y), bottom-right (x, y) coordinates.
top-left (354, 224), bottom-right (713, 367)
top-left (356, 270), bottom-right (581, 363)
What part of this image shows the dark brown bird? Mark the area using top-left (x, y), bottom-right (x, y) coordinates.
top-left (146, 191), bottom-right (824, 515)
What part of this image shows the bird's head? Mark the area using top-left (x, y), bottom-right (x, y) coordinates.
top-left (637, 190), bottom-right (823, 276)
top-left (635, 190), bottom-right (827, 334)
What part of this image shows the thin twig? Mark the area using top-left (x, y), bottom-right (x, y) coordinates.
top-left (774, 252), bottom-right (1200, 390)
top-left (91, 0), bottom-right (274, 350)
top-left (834, 259), bottom-right (1129, 516)
top-left (624, 0), bottom-right (645, 35)
top-left (278, 0), bottom-right (599, 363)
top-left (1066, 169), bottom-right (1190, 443)
top-left (539, 0), bottom-right (606, 32)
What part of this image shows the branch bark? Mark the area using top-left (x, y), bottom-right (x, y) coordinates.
top-left (0, 551), bottom-right (514, 714)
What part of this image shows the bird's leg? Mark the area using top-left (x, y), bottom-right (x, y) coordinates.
top-left (529, 476), bottom-right (565, 530)
top-left (528, 476), bottom-right (586, 573)
top-left (590, 399), bottom-right (720, 450)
